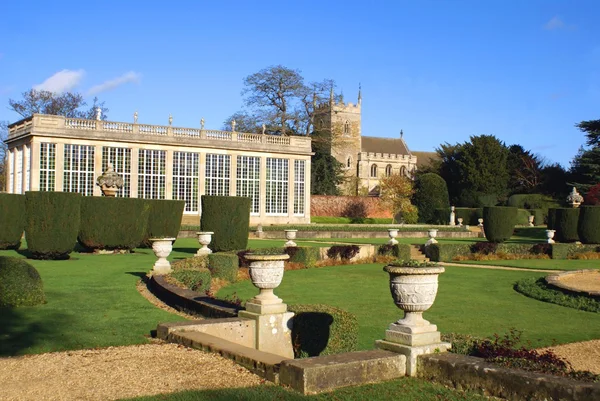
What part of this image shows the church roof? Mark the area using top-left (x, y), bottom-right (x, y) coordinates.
top-left (411, 151), bottom-right (439, 169)
top-left (361, 136), bottom-right (411, 156)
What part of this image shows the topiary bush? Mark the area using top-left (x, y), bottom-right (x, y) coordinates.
top-left (326, 245), bottom-right (360, 260)
top-left (285, 246), bottom-right (320, 268)
top-left (483, 206), bottom-right (517, 243)
top-left (78, 197), bottom-right (150, 251)
top-left (412, 173), bottom-right (450, 223)
top-left (530, 209), bottom-right (546, 226)
top-left (142, 200), bottom-right (185, 246)
top-left (201, 196), bottom-right (250, 252)
top-left (554, 208), bottom-right (580, 243)
top-left (0, 256), bottom-right (45, 307)
top-left (288, 304), bottom-right (358, 358)
top-left (547, 208), bottom-right (557, 230)
top-left (424, 243), bottom-right (473, 262)
top-left (578, 206), bottom-right (600, 244)
top-left (377, 243), bottom-right (411, 260)
top-left (25, 192), bottom-right (81, 259)
top-left (0, 194), bottom-right (26, 250)
top-left (171, 268), bottom-right (212, 293)
top-left (516, 209), bottom-right (531, 226)
top-left (207, 253), bottom-right (239, 283)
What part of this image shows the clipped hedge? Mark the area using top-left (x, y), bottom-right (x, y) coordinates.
top-left (326, 245), bottom-right (360, 260)
top-left (578, 206), bottom-right (600, 244)
top-left (285, 247), bottom-right (320, 268)
top-left (483, 206), bottom-right (517, 243)
top-left (550, 244), bottom-right (570, 259)
top-left (0, 194), bottom-right (26, 249)
top-left (25, 192), bottom-right (81, 259)
top-left (377, 244), bottom-right (411, 260)
top-left (0, 256), bottom-right (45, 307)
top-left (424, 243), bottom-right (473, 262)
top-left (201, 196), bottom-right (250, 252)
top-left (547, 208), bottom-right (557, 230)
top-left (516, 209), bottom-right (531, 226)
top-left (515, 277), bottom-right (600, 313)
top-left (530, 209), bottom-right (546, 226)
top-left (412, 173), bottom-right (450, 223)
top-left (171, 268), bottom-right (212, 293)
top-left (143, 200), bottom-right (185, 245)
top-left (208, 253), bottom-right (239, 283)
top-left (554, 208), bottom-right (580, 243)
top-left (288, 304), bottom-right (358, 358)
top-left (507, 194), bottom-right (556, 209)
top-left (78, 197), bottom-right (150, 251)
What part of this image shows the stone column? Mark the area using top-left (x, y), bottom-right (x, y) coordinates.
top-left (130, 148), bottom-right (139, 197)
top-left (198, 153), bottom-right (206, 215)
top-left (93, 145), bottom-right (103, 196)
top-left (30, 141), bottom-right (40, 191)
top-left (287, 158), bottom-right (294, 219)
top-left (55, 143), bottom-right (64, 192)
top-left (304, 158), bottom-right (311, 221)
top-left (259, 156), bottom-right (267, 220)
top-left (165, 150), bottom-right (173, 200)
top-left (229, 153), bottom-right (237, 196)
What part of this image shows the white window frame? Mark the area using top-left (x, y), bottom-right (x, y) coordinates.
top-left (138, 149), bottom-right (166, 199)
top-left (8, 149), bottom-right (14, 193)
top-left (294, 159), bottom-right (305, 215)
top-left (15, 146), bottom-right (23, 194)
top-left (39, 143), bottom-right (56, 192)
top-left (205, 154), bottom-right (230, 197)
top-left (265, 157), bottom-right (288, 215)
top-left (102, 147), bottom-right (132, 197)
top-left (25, 145), bottom-right (31, 192)
top-left (173, 151), bottom-right (199, 213)
top-left (236, 155), bottom-right (260, 215)
top-left (64, 144), bottom-right (95, 196)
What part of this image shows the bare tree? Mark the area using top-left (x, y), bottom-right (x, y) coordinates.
top-left (8, 90), bottom-right (108, 120)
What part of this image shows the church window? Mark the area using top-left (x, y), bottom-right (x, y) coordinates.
top-left (370, 164), bottom-right (378, 178)
top-left (400, 166), bottom-right (407, 177)
top-left (343, 120), bottom-right (350, 136)
top-left (347, 156), bottom-right (352, 168)
top-left (385, 164), bottom-right (392, 177)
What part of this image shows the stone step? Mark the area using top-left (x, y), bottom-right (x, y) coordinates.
top-left (410, 245), bottom-right (430, 262)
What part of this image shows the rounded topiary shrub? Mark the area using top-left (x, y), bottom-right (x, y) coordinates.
top-left (78, 197), bottom-right (150, 251)
top-left (25, 192), bottom-right (81, 259)
top-left (288, 304), bottom-right (358, 358)
top-left (0, 256), bottom-right (45, 307)
top-left (0, 193), bottom-right (26, 250)
top-left (483, 206), bottom-right (517, 243)
top-left (554, 208), bottom-right (580, 243)
top-left (577, 206), bottom-right (600, 244)
top-left (412, 173), bottom-right (450, 223)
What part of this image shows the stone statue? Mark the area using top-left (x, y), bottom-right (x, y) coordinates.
top-left (262, 124), bottom-right (266, 134)
top-left (449, 206), bottom-right (456, 226)
top-left (97, 163), bottom-right (124, 197)
top-left (96, 107), bottom-right (102, 121)
top-left (168, 114), bottom-right (173, 126)
top-left (231, 119), bottom-right (236, 132)
top-left (134, 111), bottom-right (138, 124)
top-left (566, 187), bottom-right (584, 208)
top-left (200, 118), bottom-right (205, 130)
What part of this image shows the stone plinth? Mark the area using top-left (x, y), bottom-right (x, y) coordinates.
top-left (238, 310), bottom-right (294, 359)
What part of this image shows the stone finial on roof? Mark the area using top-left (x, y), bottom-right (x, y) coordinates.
top-left (358, 83), bottom-right (362, 105)
top-left (134, 111), bottom-right (138, 124)
top-left (96, 107), bottom-right (102, 121)
top-left (200, 118), bottom-right (205, 129)
top-left (231, 119), bottom-right (237, 132)
top-left (168, 114), bottom-right (173, 126)
top-left (400, 129), bottom-right (404, 138)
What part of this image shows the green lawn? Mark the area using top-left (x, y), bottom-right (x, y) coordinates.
top-left (218, 263), bottom-right (600, 350)
top-left (450, 258), bottom-right (600, 271)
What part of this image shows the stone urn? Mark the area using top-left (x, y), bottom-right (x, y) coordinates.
top-left (96, 163), bottom-right (124, 197)
top-left (425, 229), bottom-right (438, 246)
top-left (546, 229), bottom-right (556, 244)
top-left (567, 187), bottom-right (584, 208)
top-left (196, 231), bottom-right (213, 256)
top-left (457, 218), bottom-right (463, 227)
top-left (477, 218), bottom-right (484, 227)
top-left (383, 261), bottom-right (445, 328)
top-left (284, 230), bottom-right (298, 247)
top-left (528, 215), bottom-right (535, 227)
top-left (149, 237), bottom-right (176, 274)
top-left (387, 228), bottom-right (399, 245)
top-left (244, 253), bottom-right (290, 314)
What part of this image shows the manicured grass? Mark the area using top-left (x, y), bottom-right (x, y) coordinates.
top-left (450, 259), bottom-right (600, 271)
top-left (218, 263), bottom-right (600, 350)
top-left (124, 376), bottom-right (490, 401)
top-left (0, 241), bottom-right (197, 356)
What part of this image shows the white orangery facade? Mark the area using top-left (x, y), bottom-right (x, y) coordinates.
top-left (5, 114), bottom-right (312, 225)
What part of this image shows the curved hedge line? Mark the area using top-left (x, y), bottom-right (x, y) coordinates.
top-left (578, 206), bottom-right (600, 244)
top-left (515, 277), bottom-right (599, 313)
top-left (78, 197), bottom-right (150, 251)
top-left (0, 194), bottom-right (26, 249)
top-left (288, 304), bottom-right (358, 358)
top-left (25, 192), bottom-right (81, 259)
top-left (554, 208), bottom-right (580, 243)
top-left (0, 256), bottom-right (46, 307)
top-left (483, 206), bottom-right (517, 243)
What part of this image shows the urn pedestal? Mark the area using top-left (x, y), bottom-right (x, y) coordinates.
top-left (425, 229), bottom-right (438, 246)
top-left (387, 229), bottom-right (399, 246)
top-left (284, 230), bottom-right (298, 247)
top-left (149, 237), bottom-right (176, 275)
top-left (375, 264), bottom-right (451, 376)
top-left (196, 232), bottom-right (213, 256)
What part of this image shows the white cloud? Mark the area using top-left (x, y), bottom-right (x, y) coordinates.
top-left (86, 71), bottom-right (141, 96)
top-left (34, 69), bottom-right (85, 93)
top-left (544, 16), bottom-right (565, 30)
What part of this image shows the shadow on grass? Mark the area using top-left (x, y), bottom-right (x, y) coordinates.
top-left (125, 271), bottom-right (148, 279)
top-left (513, 227), bottom-right (547, 241)
top-left (0, 307), bottom-right (72, 356)
top-left (172, 247), bottom-right (199, 255)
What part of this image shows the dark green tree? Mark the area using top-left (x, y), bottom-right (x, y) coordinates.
top-left (412, 173), bottom-right (450, 223)
top-left (570, 119), bottom-right (600, 192)
top-left (0, 121), bottom-right (7, 191)
top-left (311, 151), bottom-right (344, 195)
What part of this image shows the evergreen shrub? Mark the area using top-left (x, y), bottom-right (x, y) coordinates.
top-left (285, 247), bottom-right (320, 268)
top-left (78, 197), bottom-right (150, 251)
top-left (554, 208), bottom-right (580, 243)
top-left (424, 243), bottom-right (472, 262)
top-left (377, 244), bottom-right (411, 260)
top-left (577, 206), bottom-right (600, 244)
top-left (412, 173), bottom-right (450, 223)
top-left (530, 209), bottom-right (546, 226)
top-left (326, 245), bottom-right (360, 260)
top-left (143, 200), bottom-right (185, 245)
top-left (200, 196), bottom-right (250, 252)
top-left (171, 268), bottom-right (212, 293)
top-left (456, 208), bottom-right (483, 226)
top-left (547, 208), bottom-right (557, 230)
top-left (483, 206), bottom-right (517, 243)
top-left (516, 209), bottom-right (532, 226)
top-left (0, 194), bottom-right (26, 249)
top-left (507, 194), bottom-right (555, 209)
top-left (0, 256), bottom-right (45, 307)
top-left (288, 304), bottom-right (358, 358)
top-left (550, 244), bottom-right (570, 260)
top-left (25, 192), bottom-right (81, 259)
top-left (207, 253), bottom-right (238, 283)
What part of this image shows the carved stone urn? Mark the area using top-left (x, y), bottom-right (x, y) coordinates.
top-left (149, 237), bottom-right (176, 274)
top-left (387, 228), bottom-right (399, 245)
top-left (96, 163), bottom-right (124, 197)
top-left (384, 261), bottom-right (445, 327)
top-left (546, 229), bottom-right (556, 244)
top-left (284, 230), bottom-right (298, 247)
top-left (425, 229), bottom-right (438, 246)
top-left (244, 253), bottom-right (290, 314)
top-left (457, 218), bottom-right (463, 227)
top-left (196, 231), bottom-right (213, 256)
top-left (567, 187), bottom-right (584, 208)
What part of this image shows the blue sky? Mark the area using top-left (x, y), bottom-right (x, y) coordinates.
top-left (1, 0), bottom-right (599, 167)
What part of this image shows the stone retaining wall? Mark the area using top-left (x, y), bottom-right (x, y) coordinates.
top-left (311, 195), bottom-right (392, 218)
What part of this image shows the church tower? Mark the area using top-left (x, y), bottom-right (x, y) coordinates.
top-left (313, 86), bottom-right (362, 178)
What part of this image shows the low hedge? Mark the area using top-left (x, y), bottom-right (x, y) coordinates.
top-left (208, 253), bottom-right (239, 283)
top-left (516, 209), bottom-right (531, 226)
top-left (530, 209), bottom-right (546, 226)
top-left (171, 268), bottom-right (212, 293)
top-left (0, 194), bottom-right (26, 249)
top-left (78, 197), bottom-right (150, 251)
top-left (285, 247), bottom-right (320, 268)
top-left (424, 243), bottom-right (473, 262)
top-left (578, 206), bottom-right (600, 244)
top-left (515, 277), bottom-right (600, 313)
top-left (554, 208), bottom-right (580, 243)
top-left (201, 196), bottom-right (250, 252)
top-left (377, 244), bottom-right (411, 260)
top-left (248, 225), bottom-right (464, 232)
top-left (326, 245), bottom-right (360, 260)
top-left (288, 304), bottom-right (358, 358)
top-left (25, 192), bottom-right (81, 259)
top-left (550, 244), bottom-right (570, 259)
top-left (0, 256), bottom-right (45, 307)
top-left (483, 206), bottom-right (517, 243)
top-left (143, 200), bottom-right (185, 245)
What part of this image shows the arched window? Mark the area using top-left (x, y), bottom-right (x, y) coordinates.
top-left (370, 164), bottom-right (378, 178)
top-left (400, 166), bottom-right (407, 177)
top-left (385, 164), bottom-right (392, 177)
top-left (343, 120), bottom-right (350, 136)
top-left (347, 156), bottom-right (352, 168)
